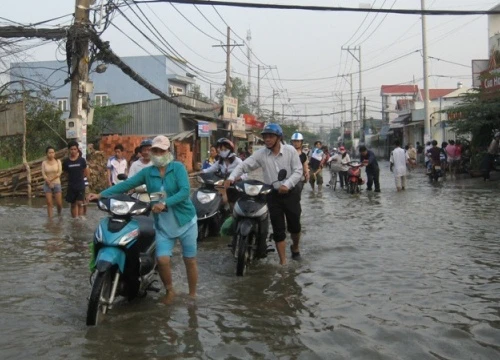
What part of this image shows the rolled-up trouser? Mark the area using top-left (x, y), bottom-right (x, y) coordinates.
top-left (267, 187), bottom-right (302, 242)
top-left (395, 175), bottom-right (406, 189)
top-left (309, 169), bottom-right (323, 186)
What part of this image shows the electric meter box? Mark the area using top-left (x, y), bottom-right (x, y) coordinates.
top-left (65, 118), bottom-right (82, 139)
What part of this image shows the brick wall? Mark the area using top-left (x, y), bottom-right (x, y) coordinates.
top-left (99, 135), bottom-right (193, 172)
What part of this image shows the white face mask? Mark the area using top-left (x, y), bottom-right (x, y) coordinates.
top-left (151, 152), bottom-right (173, 167)
top-left (219, 149), bottom-right (230, 158)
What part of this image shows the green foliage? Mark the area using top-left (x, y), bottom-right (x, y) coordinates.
top-left (191, 84), bottom-right (211, 102)
top-left (0, 91), bottom-right (65, 165)
top-left (216, 77), bottom-right (251, 115)
top-left (87, 104), bottom-right (132, 146)
top-left (444, 88), bottom-right (500, 149)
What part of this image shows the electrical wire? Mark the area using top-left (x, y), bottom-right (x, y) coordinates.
top-left (133, 1), bottom-right (500, 16)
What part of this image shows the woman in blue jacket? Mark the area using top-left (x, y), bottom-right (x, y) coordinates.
top-left (88, 135), bottom-right (197, 304)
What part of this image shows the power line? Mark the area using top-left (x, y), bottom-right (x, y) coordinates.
top-left (90, 30), bottom-right (220, 112)
top-left (133, 1), bottom-right (500, 15)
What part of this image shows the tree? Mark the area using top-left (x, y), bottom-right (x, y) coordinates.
top-left (445, 88), bottom-right (500, 149)
top-left (0, 90), bottom-right (65, 165)
top-left (216, 77), bottom-right (250, 115)
top-left (190, 84), bottom-right (211, 103)
top-left (87, 103), bottom-right (132, 146)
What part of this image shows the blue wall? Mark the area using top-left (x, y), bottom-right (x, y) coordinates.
top-left (9, 55), bottom-right (189, 106)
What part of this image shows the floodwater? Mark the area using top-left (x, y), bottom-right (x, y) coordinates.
top-left (1, 162), bottom-right (499, 360)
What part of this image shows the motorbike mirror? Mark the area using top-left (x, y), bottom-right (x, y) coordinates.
top-left (117, 173), bottom-right (128, 181)
top-left (277, 169), bottom-right (287, 182)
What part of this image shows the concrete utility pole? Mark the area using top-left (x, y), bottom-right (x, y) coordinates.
top-left (257, 64), bottom-right (260, 116)
top-left (212, 26), bottom-right (244, 96)
top-left (421, 0), bottom-right (431, 143)
top-left (70, 0), bottom-right (92, 159)
top-left (247, 29), bottom-right (252, 106)
top-left (256, 65), bottom-right (276, 118)
top-left (342, 46), bottom-right (363, 142)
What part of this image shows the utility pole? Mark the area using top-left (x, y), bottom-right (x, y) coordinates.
top-left (247, 30), bottom-right (252, 107)
top-left (70, 0), bottom-right (92, 159)
top-left (256, 65), bottom-right (277, 119)
top-left (212, 26), bottom-right (244, 96)
top-left (342, 46), bottom-right (363, 142)
top-left (257, 64), bottom-right (260, 117)
top-left (282, 103), bottom-right (285, 123)
top-left (421, 0), bottom-right (431, 143)
top-left (272, 89), bottom-right (277, 121)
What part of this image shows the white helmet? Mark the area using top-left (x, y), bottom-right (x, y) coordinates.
top-left (291, 132), bottom-right (304, 141)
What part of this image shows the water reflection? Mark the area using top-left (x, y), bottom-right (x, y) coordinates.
top-left (0, 166), bottom-right (499, 359)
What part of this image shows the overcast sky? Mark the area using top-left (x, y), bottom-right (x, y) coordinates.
top-left (2, 0), bottom-right (499, 130)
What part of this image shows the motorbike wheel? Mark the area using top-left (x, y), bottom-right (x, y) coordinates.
top-left (197, 222), bottom-right (209, 242)
top-left (86, 268), bottom-right (115, 326)
top-left (236, 233), bottom-right (253, 276)
top-left (348, 182), bottom-right (355, 194)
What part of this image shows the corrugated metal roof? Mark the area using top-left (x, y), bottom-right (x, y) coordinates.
top-left (111, 99), bottom-right (182, 135)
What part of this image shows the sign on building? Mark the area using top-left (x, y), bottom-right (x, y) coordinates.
top-left (223, 96), bottom-right (238, 121)
top-left (197, 121), bottom-right (210, 138)
top-left (243, 114), bottom-right (264, 129)
top-left (0, 102), bottom-right (24, 137)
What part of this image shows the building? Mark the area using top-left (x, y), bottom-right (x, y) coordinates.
top-left (9, 55), bottom-right (197, 115)
top-left (380, 84), bottom-right (465, 147)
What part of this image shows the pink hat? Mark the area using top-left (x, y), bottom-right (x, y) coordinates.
top-left (151, 135), bottom-right (170, 150)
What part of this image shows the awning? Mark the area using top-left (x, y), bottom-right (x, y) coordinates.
top-left (379, 125), bottom-right (393, 137)
top-left (392, 114), bottom-right (411, 124)
top-left (171, 130), bottom-right (195, 141)
top-left (389, 122), bottom-right (404, 129)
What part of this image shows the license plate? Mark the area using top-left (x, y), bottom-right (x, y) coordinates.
top-left (434, 166), bottom-right (441, 170)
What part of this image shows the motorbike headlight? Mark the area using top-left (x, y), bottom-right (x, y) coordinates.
top-left (244, 184), bottom-right (262, 196)
top-left (118, 229), bottom-right (139, 246)
top-left (197, 192), bottom-right (216, 204)
top-left (109, 199), bottom-right (135, 216)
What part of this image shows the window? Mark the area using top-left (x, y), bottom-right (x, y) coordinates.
top-left (57, 98), bottom-right (68, 112)
top-left (94, 94), bottom-right (109, 107)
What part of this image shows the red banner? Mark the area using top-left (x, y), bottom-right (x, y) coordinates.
top-left (243, 114), bottom-right (264, 129)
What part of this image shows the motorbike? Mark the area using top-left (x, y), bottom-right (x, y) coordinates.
top-left (346, 161), bottom-right (364, 194)
top-left (231, 169), bottom-right (287, 276)
top-left (86, 191), bottom-right (164, 326)
top-left (191, 172), bottom-right (228, 241)
top-left (428, 161), bottom-right (443, 182)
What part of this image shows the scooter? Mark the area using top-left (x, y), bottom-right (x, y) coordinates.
top-left (231, 170), bottom-right (286, 276)
top-left (428, 162), bottom-right (442, 182)
top-left (86, 191), bottom-right (164, 326)
top-left (191, 172), bottom-right (228, 241)
top-left (346, 161), bottom-right (364, 194)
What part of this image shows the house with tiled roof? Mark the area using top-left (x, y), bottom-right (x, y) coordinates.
top-left (379, 83), bottom-right (469, 148)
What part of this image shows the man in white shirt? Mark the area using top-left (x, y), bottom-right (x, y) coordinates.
top-left (390, 139), bottom-right (409, 191)
top-left (129, 139), bottom-right (153, 178)
top-left (106, 144), bottom-right (128, 186)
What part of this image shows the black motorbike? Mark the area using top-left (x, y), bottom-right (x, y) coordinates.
top-left (231, 170), bottom-right (286, 276)
top-left (191, 172), bottom-right (228, 241)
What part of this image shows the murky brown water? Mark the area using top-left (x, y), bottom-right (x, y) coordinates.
top-left (1, 162), bottom-right (499, 359)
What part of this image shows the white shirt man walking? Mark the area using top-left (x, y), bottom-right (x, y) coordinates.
top-left (390, 139), bottom-right (409, 191)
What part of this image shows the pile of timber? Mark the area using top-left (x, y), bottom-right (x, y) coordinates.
top-left (0, 148), bottom-right (109, 198)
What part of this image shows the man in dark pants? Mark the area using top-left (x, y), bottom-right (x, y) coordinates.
top-left (359, 145), bottom-right (380, 192)
top-left (225, 123), bottom-right (303, 265)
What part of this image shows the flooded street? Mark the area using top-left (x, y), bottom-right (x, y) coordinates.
top-left (1, 161), bottom-right (499, 360)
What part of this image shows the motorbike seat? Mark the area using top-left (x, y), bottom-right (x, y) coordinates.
top-left (135, 216), bottom-right (156, 252)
